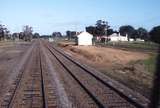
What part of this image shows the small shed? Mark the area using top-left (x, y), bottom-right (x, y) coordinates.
top-left (49, 37), bottom-right (54, 42)
top-left (77, 32), bottom-right (93, 45)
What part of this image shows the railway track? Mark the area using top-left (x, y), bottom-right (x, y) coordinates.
top-left (1, 42), bottom-right (36, 108)
top-left (1, 41), bottom-right (58, 108)
top-left (0, 39), bottom-right (150, 108)
top-left (43, 40), bottom-right (150, 108)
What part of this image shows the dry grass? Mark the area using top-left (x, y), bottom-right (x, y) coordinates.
top-left (69, 46), bottom-right (149, 66)
top-left (59, 44), bottom-right (155, 98)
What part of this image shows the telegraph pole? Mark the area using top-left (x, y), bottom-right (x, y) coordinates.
top-left (104, 21), bottom-right (108, 44)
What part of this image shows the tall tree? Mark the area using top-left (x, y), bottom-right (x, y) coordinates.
top-left (86, 26), bottom-right (96, 36)
top-left (0, 24), bottom-right (10, 41)
top-left (119, 25), bottom-right (135, 41)
top-left (150, 26), bottom-right (160, 43)
top-left (12, 33), bottom-right (19, 40)
top-left (96, 20), bottom-right (110, 36)
top-left (23, 25), bottom-right (33, 41)
top-left (33, 33), bottom-right (40, 38)
top-left (66, 31), bottom-right (71, 40)
top-left (19, 32), bottom-right (25, 40)
top-left (107, 28), bottom-right (114, 36)
top-left (137, 27), bottom-right (148, 40)
top-left (66, 31), bottom-right (76, 40)
top-left (0, 24), bottom-right (5, 41)
top-left (5, 30), bottom-right (10, 39)
top-left (52, 32), bottom-right (62, 37)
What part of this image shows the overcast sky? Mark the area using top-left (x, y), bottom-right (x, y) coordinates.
top-left (1, 0), bottom-right (160, 35)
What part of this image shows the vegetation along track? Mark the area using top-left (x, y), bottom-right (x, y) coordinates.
top-left (43, 40), bottom-right (150, 108)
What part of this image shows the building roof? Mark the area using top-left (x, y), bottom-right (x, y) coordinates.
top-left (77, 31), bottom-right (93, 38)
top-left (109, 33), bottom-right (118, 37)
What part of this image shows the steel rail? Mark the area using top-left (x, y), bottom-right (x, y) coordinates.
top-left (45, 43), bottom-right (105, 108)
top-left (46, 41), bottom-right (147, 108)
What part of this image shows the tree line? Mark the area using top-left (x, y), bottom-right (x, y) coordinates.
top-left (85, 20), bottom-right (160, 43)
top-left (1, 21), bottom-right (160, 44)
top-left (0, 24), bottom-right (10, 41)
top-left (0, 24), bottom-right (41, 41)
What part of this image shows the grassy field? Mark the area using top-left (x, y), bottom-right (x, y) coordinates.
top-left (128, 53), bottom-right (157, 75)
top-left (56, 39), bottom-right (159, 98)
top-left (58, 38), bottom-right (159, 52)
top-left (96, 41), bottom-right (159, 51)
top-left (55, 39), bottom-right (158, 75)
top-left (142, 53), bottom-right (157, 74)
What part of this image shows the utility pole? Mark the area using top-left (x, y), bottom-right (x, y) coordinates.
top-left (104, 21), bottom-right (108, 44)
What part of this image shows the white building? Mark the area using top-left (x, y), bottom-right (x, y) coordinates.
top-left (108, 33), bottom-right (134, 42)
top-left (77, 32), bottom-right (93, 45)
top-left (108, 33), bottom-right (127, 41)
top-left (136, 38), bottom-right (145, 42)
top-left (49, 37), bottom-right (54, 42)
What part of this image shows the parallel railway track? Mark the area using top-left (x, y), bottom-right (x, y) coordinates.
top-left (1, 40), bottom-right (150, 108)
top-left (43, 40), bottom-right (149, 108)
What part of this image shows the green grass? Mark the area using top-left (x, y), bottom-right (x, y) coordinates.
top-left (143, 54), bottom-right (157, 74)
top-left (127, 52), bottom-right (157, 74)
top-left (96, 41), bottom-right (159, 51)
